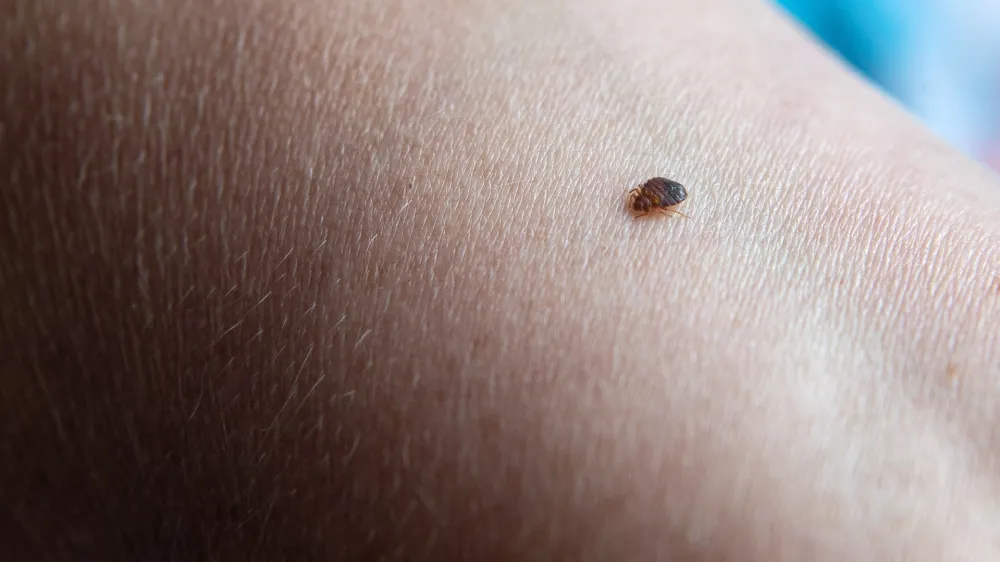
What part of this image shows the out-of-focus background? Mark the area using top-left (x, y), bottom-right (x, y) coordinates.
top-left (774, 0), bottom-right (1000, 172)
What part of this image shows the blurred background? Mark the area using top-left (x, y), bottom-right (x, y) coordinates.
top-left (774, 0), bottom-right (1000, 173)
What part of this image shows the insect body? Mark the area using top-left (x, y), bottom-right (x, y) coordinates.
top-left (627, 177), bottom-right (688, 218)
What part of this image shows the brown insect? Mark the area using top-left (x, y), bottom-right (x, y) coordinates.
top-left (626, 177), bottom-right (689, 218)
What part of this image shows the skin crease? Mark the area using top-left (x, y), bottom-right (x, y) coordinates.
top-left (2, 0), bottom-right (1000, 560)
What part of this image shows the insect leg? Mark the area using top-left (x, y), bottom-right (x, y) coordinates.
top-left (658, 208), bottom-right (691, 219)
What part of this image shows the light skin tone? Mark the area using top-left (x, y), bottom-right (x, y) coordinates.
top-left (3, 0), bottom-right (1000, 559)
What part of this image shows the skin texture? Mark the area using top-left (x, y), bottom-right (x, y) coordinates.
top-left (3, 0), bottom-right (1000, 560)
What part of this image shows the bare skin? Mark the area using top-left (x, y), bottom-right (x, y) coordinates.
top-left (3, 0), bottom-right (1000, 560)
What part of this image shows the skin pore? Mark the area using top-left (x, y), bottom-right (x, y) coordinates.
top-left (2, 0), bottom-right (1000, 559)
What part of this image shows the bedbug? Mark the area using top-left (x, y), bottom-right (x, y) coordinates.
top-left (626, 177), bottom-right (689, 218)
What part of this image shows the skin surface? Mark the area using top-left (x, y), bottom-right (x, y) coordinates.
top-left (3, 0), bottom-right (1000, 560)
